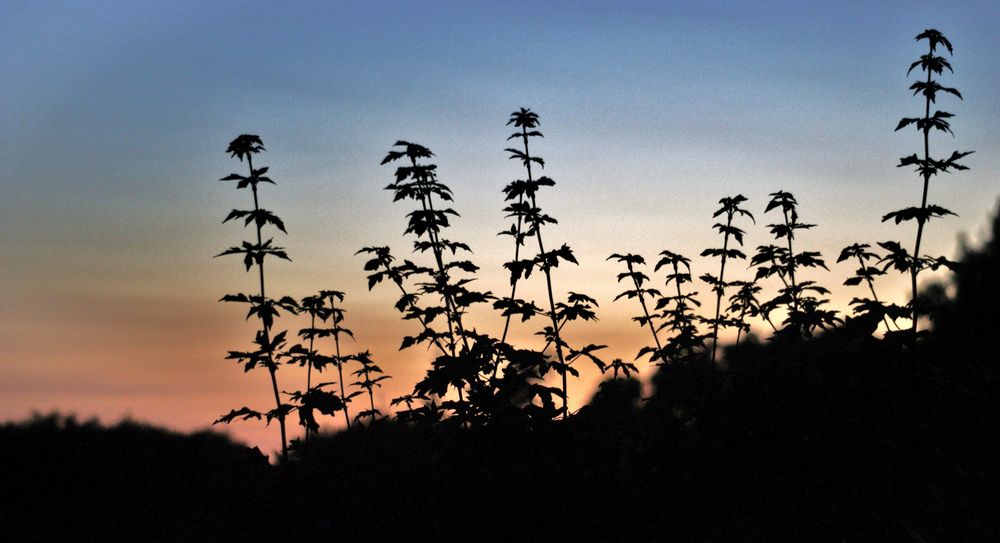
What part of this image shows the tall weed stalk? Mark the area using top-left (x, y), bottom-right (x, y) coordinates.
top-left (502, 108), bottom-right (581, 417)
top-left (700, 195), bottom-right (754, 363)
top-left (213, 135), bottom-right (296, 461)
top-left (888, 28), bottom-right (971, 336)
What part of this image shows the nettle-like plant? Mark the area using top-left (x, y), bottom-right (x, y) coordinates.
top-left (349, 351), bottom-right (390, 424)
top-left (888, 28), bottom-right (971, 335)
top-left (726, 280), bottom-right (764, 344)
top-left (289, 293), bottom-right (327, 442)
top-left (609, 253), bottom-right (665, 365)
top-left (213, 135), bottom-right (297, 461)
top-left (497, 108), bottom-right (542, 348)
top-left (751, 191), bottom-right (840, 339)
top-left (700, 195), bottom-right (754, 363)
top-left (501, 108), bottom-right (602, 418)
top-left (322, 290), bottom-right (355, 428)
top-left (653, 251), bottom-right (707, 364)
top-left (360, 112), bottom-right (602, 426)
top-left (381, 141), bottom-right (476, 354)
top-left (837, 243), bottom-right (909, 337)
top-left (290, 290), bottom-right (357, 431)
top-left (364, 142), bottom-right (499, 424)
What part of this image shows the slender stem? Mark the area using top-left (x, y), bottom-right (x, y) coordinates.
top-left (781, 206), bottom-right (799, 336)
top-left (540, 318), bottom-right (569, 355)
top-left (305, 310), bottom-right (315, 443)
top-left (364, 364), bottom-right (376, 423)
top-left (529, 191), bottom-right (569, 418)
top-left (669, 262), bottom-right (689, 362)
top-left (910, 52), bottom-right (934, 335)
top-left (518, 129), bottom-right (570, 418)
top-left (306, 312), bottom-right (315, 391)
top-left (500, 203), bottom-right (525, 345)
top-left (494, 126), bottom-right (532, 376)
top-left (411, 157), bottom-right (470, 354)
top-left (671, 264), bottom-right (684, 301)
top-left (329, 294), bottom-right (352, 429)
top-left (248, 154), bottom-right (288, 463)
top-left (628, 261), bottom-right (663, 358)
top-left (492, 125), bottom-right (534, 379)
top-left (711, 214), bottom-right (732, 364)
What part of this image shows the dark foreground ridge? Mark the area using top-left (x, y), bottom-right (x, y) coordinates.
top-left (4, 336), bottom-right (998, 542)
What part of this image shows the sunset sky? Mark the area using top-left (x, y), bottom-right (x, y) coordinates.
top-left (3, 0), bottom-right (999, 454)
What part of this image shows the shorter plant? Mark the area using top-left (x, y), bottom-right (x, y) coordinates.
top-left (322, 290), bottom-right (355, 428)
top-left (653, 250), bottom-right (707, 364)
top-left (726, 280), bottom-right (765, 344)
top-left (604, 358), bottom-right (639, 381)
top-left (838, 243), bottom-right (908, 337)
top-left (609, 253), bottom-right (665, 364)
top-left (751, 191), bottom-right (839, 339)
top-left (350, 351), bottom-right (390, 424)
top-left (288, 293), bottom-right (328, 441)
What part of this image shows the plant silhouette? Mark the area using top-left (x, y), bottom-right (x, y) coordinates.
top-left (501, 108), bottom-right (588, 417)
top-left (610, 253), bottom-right (665, 364)
top-left (888, 28), bottom-right (972, 336)
top-left (700, 195), bottom-right (754, 363)
top-left (751, 191), bottom-right (839, 339)
top-left (213, 135), bottom-right (296, 461)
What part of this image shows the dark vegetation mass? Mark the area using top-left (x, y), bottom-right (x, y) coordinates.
top-left (5, 29), bottom-right (999, 541)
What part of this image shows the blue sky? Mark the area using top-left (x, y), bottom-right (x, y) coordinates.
top-left (2, 0), bottom-right (998, 451)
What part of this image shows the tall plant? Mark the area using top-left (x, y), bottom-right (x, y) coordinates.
top-left (502, 108), bottom-right (580, 418)
top-left (497, 109), bottom-right (542, 347)
top-left (380, 142), bottom-right (468, 356)
top-left (374, 142), bottom-right (494, 422)
top-left (888, 28), bottom-right (971, 335)
top-left (700, 195), bottom-right (754, 363)
top-left (213, 135), bottom-right (295, 461)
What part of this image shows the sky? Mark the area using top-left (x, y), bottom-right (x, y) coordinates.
top-left (2, 0), bottom-right (999, 454)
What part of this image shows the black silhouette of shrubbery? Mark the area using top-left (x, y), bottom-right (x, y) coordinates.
top-left (2, 414), bottom-right (274, 540)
